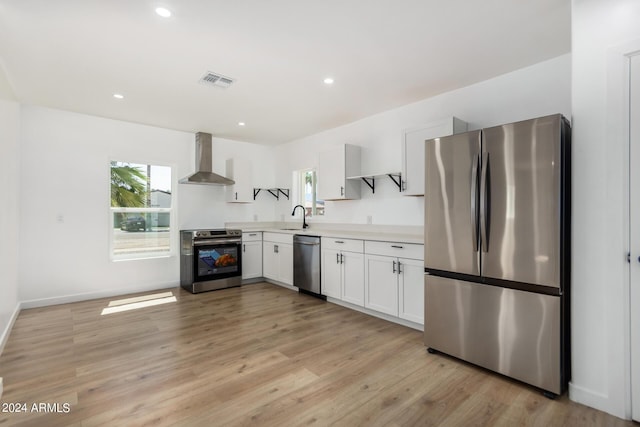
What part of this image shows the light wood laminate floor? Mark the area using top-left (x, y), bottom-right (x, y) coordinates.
top-left (0, 283), bottom-right (634, 426)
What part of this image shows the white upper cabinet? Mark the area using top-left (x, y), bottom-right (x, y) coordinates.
top-left (226, 158), bottom-right (254, 203)
top-left (401, 117), bottom-right (467, 196)
top-left (318, 144), bottom-right (361, 200)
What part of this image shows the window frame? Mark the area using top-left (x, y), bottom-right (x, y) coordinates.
top-left (109, 159), bottom-right (176, 262)
top-left (294, 168), bottom-right (324, 218)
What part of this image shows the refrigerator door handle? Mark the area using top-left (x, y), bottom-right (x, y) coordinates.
top-left (470, 154), bottom-right (480, 252)
top-left (480, 152), bottom-right (490, 253)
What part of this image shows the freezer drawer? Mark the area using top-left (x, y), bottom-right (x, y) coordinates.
top-left (424, 275), bottom-right (563, 394)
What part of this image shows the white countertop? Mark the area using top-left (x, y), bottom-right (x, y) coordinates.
top-left (238, 226), bottom-right (424, 244)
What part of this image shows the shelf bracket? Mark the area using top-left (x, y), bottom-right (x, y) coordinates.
top-left (253, 188), bottom-right (290, 200)
top-left (388, 173), bottom-right (402, 192)
top-left (278, 188), bottom-right (290, 200)
top-left (361, 177), bottom-right (375, 193)
top-left (267, 189), bottom-right (280, 200)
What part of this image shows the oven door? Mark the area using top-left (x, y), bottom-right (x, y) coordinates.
top-left (193, 240), bottom-right (242, 282)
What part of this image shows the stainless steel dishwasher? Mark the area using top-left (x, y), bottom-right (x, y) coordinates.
top-left (293, 234), bottom-right (323, 298)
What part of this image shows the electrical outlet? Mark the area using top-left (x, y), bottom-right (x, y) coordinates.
top-left (366, 215), bottom-right (373, 224)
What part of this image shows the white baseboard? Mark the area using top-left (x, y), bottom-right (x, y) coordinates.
top-left (20, 281), bottom-right (180, 310)
top-left (568, 382), bottom-right (626, 419)
top-left (327, 297), bottom-right (423, 331)
top-left (263, 279), bottom-right (298, 292)
top-left (0, 302), bottom-right (21, 357)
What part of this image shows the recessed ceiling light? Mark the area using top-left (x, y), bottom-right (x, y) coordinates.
top-left (155, 7), bottom-right (171, 18)
top-left (323, 77), bottom-right (334, 85)
top-left (238, 122), bottom-right (246, 127)
top-left (113, 93), bottom-right (124, 99)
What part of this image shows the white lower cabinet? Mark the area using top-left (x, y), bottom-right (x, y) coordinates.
top-left (321, 248), bottom-right (342, 298)
top-left (263, 242), bottom-right (278, 280)
top-left (364, 254), bottom-right (399, 315)
top-left (262, 232), bottom-right (293, 285)
top-left (364, 241), bottom-right (424, 324)
top-left (321, 238), bottom-right (364, 304)
top-left (397, 258), bottom-right (424, 324)
top-left (341, 251), bottom-right (365, 306)
top-left (242, 232), bottom-right (263, 280)
top-left (278, 244), bottom-right (293, 285)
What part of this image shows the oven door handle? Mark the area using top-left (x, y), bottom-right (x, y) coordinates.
top-left (193, 239), bottom-right (241, 246)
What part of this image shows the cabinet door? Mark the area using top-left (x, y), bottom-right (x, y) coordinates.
top-left (364, 254), bottom-right (398, 316)
top-left (262, 242), bottom-right (278, 280)
top-left (278, 243), bottom-right (294, 285)
top-left (317, 144), bottom-right (361, 200)
top-left (398, 258), bottom-right (424, 324)
top-left (321, 248), bottom-right (342, 299)
top-left (318, 146), bottom-right (345, 200)
top-left (341, 251), bottom-right (365, 306)
top-left (242, 241), bottom-right (262, 279)
top-left (402, 118), bottom-right (467, 196)
top-left (226, 158), bottom-right (254, 203)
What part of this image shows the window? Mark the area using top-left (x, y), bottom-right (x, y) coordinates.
top-left (295, 168), bottom-right (324, 217)
top-left (110, 161), bottom-right (173, 260)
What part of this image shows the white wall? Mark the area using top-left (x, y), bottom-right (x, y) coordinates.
top-left (18, 106), bottom-right (277, 304)
top-left (180, 137), bottom-right (279, 229)
top-left (570, 0), bottom-right (640, 419)
top-left (0, 97), bottom-right (20, 351)
top-left (274, 54), bottom-right (571, 226)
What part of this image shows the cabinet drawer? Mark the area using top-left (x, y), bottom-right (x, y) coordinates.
top-left (242, 232), bottom-right (262, 242)
top-left (263, 232), bottom-right (293, 244)
top-left (364, 241), bottom-right (423, 260)
top-left (321, 237), bottom-right (363, 252)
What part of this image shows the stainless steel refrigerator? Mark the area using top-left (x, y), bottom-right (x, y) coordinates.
top-left (423, 114), bottom-right (570, 397)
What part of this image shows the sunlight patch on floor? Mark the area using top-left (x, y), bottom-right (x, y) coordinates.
top-left (101, 292), bottom-right (176, 315)
top-left (107, 291), bottom-right (174, 307)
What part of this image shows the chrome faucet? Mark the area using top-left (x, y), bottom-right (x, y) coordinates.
top-left (291, 205), bottom-right (309, 229)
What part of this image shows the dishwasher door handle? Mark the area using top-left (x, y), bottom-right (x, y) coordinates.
top-left (295, 241), bottom-right (320, 246)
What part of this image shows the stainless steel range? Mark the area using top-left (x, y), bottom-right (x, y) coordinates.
top-left (180, 229), bottom-right (242, 293)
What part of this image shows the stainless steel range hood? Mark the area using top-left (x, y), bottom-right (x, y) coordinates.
top-left (179, 132), bottom-right (235, 186)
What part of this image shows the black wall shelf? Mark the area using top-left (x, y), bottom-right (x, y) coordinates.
top-left (346, 172), bottom-right (402, 194)
top-left (253, 188), bottom-right (290, 200)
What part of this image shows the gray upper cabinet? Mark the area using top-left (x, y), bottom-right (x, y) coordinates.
top-left (401, 117), bottom-right (467, 196)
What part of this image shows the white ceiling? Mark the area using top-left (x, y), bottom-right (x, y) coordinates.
top-left (0, 0), bottom-right (571, 145)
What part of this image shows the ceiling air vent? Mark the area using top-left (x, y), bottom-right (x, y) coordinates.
top-left (199, 71), bottom-right (235, 89)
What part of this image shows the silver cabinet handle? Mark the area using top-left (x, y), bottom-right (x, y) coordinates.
top-left (340, 254), bottom-right (344, 264)
top-left (340, 186), bottom-right (344, 196)
top-left (391, 245), bottom-right (403, 249)
top-left (335, 240), bottom-right (344, 244)
top-left (274, 244), bottom-right (279, 253)
top-left (243, 244), bottom-right (246, 253)
top-left (336, 253), bottom-right (340, 264)
top-left (249, 233), bottom-right (257, 236)
top-left (397, 261), bottom-right (402, 274)
top-left (392, 260), bottom-right (396, 273)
